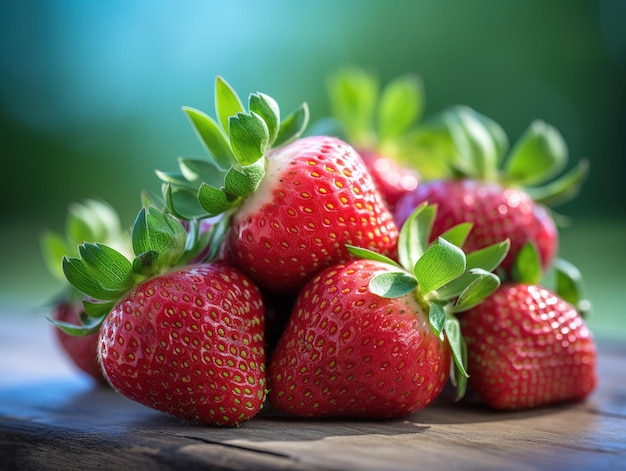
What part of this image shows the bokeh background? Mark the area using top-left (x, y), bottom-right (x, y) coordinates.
top-left (1, 0), bottom-right (625, 340)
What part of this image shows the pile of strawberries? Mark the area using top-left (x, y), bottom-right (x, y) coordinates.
top-left (42, 68), bottom-right (597, 426)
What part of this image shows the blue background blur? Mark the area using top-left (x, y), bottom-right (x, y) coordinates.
top-left (1, 1), bottom-right (625, 340)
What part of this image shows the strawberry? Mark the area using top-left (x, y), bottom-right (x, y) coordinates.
top-left (324, 67), bottom-right (424, 209)
top-left (394, 106), bottom-right (589, 274)
top-left (156, 76), bottom-right (399, 294)
top-left (41, 199), bottom-right (132, 383)
top-left (458, 243), bottom-right (597, 410)
top-left (268, 203), bottom-right (510, 419)
top-left (54, 205), bottom-right (267, 426)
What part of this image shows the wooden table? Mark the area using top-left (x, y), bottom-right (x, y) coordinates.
top-left (1, 312), bottom-right (624, 470)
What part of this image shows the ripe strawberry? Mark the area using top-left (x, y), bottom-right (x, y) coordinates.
top-left (394, 107), bottom-right (588, 274)
top-left (458, 243), bottom-right (597, 410)
top-left (41, 199), bottom-right (132, 383)
top-left (156, 76), bottom-right (399, 294)
top-left (324, 67), bottom-right (422, 209)
top-left (54, 205), bottom-right (267, 426)
top-left (268, 203), bottom-right (510, 419)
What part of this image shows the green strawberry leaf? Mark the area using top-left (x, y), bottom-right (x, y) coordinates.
top-left (274, 103), bottom-right (310, 148)
top-left (41, 231), bottom-right (70, 281)
top-left (161, 183), bottom-right (209, 221)
top-left (215, 76), bottom-right (245, 132)
top-left (414, 237), bottom-right (466, 295)
top-left (63, 243), bottom-right (135, 301)
top-left (178, 157), bottom-right (227, 188)
top-left (48, 312), bottom-right (108, 336)
top-left (428, 301), bottom-right (447, 340)
top-left (327, 66), bottom-right (378, 147)
top-left (453, 269), bottom-right (501, 312)
top-left (397, 202), bottom-right (433, 271)
top-left (553, 258), bottom-right (591, 316)
top-left (346, 244), bottom-right (401, 267)
top-left (131, 207), bottom-right (187, 274)
top-left (224, 160), bottom-right (266, 197)
top-left (512, 241), bottom-right (542, 285)
top-left (377, 73), bottom-right (424, 143)
top-left (369, 271), bottom-right (418, 298)
top-left (503, 120), bottom-right (567, 187)
top-left (229, 112), bottom-right (270, 166)
top-left (197, 183), bottom-right (240, 216)
top-left (524, 159), bottom-right (589, 207)
top-left (182, 106), bottom-right (236, 170)
top-left (444, 316), bottom-right (469, 380)
top-left (439, 222), bottom-right (473, 248)
top-left (82, 299), bottom-right (116, 318)
top-left (249, 93), bottom-right (280, 144)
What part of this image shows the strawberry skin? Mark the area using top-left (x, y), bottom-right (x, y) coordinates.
top-left (225, 136), bottom-right (399, 294)
top-left (98, 263), bottom-right (266, 426)
top-left (53, 301), bottom-right (107, 384)
top-left (268, 259), bottom-right (451, 419)
top-left (459, 283), bottom-right (597, 410)
top-left (394, 179), bottom-right (558, 273)
top-left (359, 150), bottom-right (419, 210)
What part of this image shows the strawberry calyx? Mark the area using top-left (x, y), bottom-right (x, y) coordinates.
top-left (439, 106), bottom-right (589, 213)
top-left (51, 205), bottom-right (207, 336)
top-left (512, 242), bottom-right (591, 317)
top-left (155, 76), bottom-right (309, 220)
top-left (347, 202), bottom-right (510, 399)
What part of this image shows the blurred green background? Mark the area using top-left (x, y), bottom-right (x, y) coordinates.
top-left (1, 0), bottom-right (625, 340)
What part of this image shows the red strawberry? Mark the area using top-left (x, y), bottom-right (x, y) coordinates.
top-left (157, 76), bottom-right (398, 294)
top-left (99, 263), bottom-right (266, 426)
top-left (394, 107), bottom-right (588, 274)
top-left (52, 301), bottom-right (105, 383)
top-left (55, 206), bottom-right (267, 426)
top-left (324, 67), bottom-right (422, 209)
top-left (225, 135), bottom-right (398, 293)
top-left (268, 203), bottom-right (509, 419)
top-left (458, 243), bottom-right (597, 410)
top-left (41, 199), bottom-right (132, 383)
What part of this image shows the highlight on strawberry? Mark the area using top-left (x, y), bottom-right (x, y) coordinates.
top-left (394, 106), bottom-right (589, 274)
top-left (155, 76), bottom-right (399, 295)
top-left (267, 203), bottom-right (510, 419)
top-left (458, 242), bottom-right (597, 410)
top-left (40, 199), bottom-right (132, 384)
top-left (52, 205), bottom-right (267, 426)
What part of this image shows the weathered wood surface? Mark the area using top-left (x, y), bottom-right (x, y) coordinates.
top-left (1, 313), bottom-right (624, 471)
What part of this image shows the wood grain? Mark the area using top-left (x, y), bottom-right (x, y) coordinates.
top-left (1, 313), bottom-right (624, 470)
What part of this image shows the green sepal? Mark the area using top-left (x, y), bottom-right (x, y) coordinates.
top-left (182, 106), bottom-right (236, 170)
top-left (369, 271), bottom-right (418, 298)
top-left (178, 156), bottom-right (228, 189)
top-left (511, 242), bottom-right (542, 285)
top-left (161, 182), bottom-right (210, 221)
top-left (439, 222), bottom-right (473, 248)
top-left (428, 300), bottom-right (447, 340)
top-left (41, 231), bottom-right (70, 281)
top-left (414, 237), bottom-right (466, 295)
top-left (63, 243), bottom-right (135, 302)
top-left (327, 66), bottom-right (378, 147)
top-left (346, 244), bottom-right (401, 268)
top-left (215, 76), bottom-right (245, 133)
top-left (82, 299), bottom-right (116, 319)
top-left (444, 316), bottom-right (470, 384)
top-left (197, 183), bottom-right (240, 216)
top-left (397, 202), bottom-right (433, 270)
top-left (47, 312), bottom-right (108, 336)
top-left (503, 120), bottom-right (567, 187)
top-left (229, 112), bottom-right (270, 166)
top-left (131, 207), bottom-right (187, 275)
top-left (444, 106), bottom-right (508, 180)
top-left (224, 160), bottom-right (266, 197)
top-left (524, 159), bottom-right (589, 207)
top-left (377, 73), bottom-right (424, 144)
top-left (274, 103), bottom-right (310, 148)
top-left (552, 258), bottom-right (591, 317)
top-left (453, 269), bottom-right (501, 312)
top-left (249, 93), bottom-right (280, 144)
